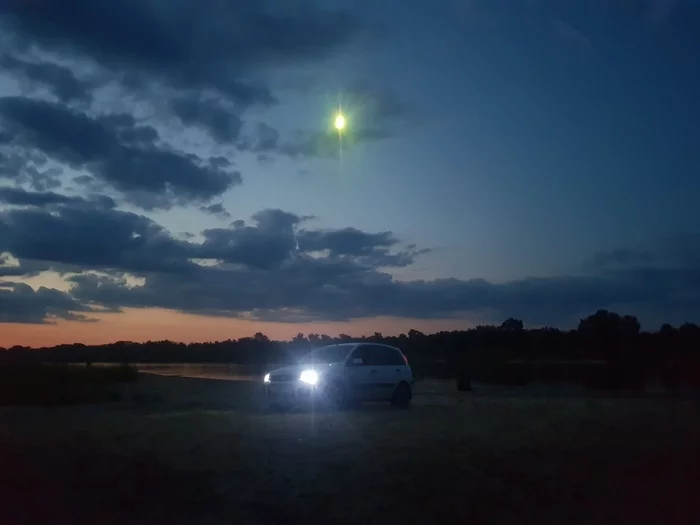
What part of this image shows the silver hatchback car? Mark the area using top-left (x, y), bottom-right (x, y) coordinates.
top-left (264, 342), bottom-right (413, 409)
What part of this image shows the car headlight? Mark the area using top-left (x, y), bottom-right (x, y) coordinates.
top-left (263, 373), bottom-right (270, 383)
top-left (299, 370), bottom-right (318, 385)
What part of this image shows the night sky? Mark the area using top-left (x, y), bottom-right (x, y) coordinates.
top-left (1, 0), bottom-right (699, 347)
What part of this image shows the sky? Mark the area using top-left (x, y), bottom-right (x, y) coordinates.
top-left (1, 0), bottom-right (699, 347)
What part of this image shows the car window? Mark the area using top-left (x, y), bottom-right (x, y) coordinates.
top-left (371, 345), bottom-right (405, 366)
top-left (300, 344), bottom-right (354, 364)
top-left (348, 345), bottom-right (374, 366)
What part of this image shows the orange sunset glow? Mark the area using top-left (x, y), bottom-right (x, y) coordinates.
top-left (0, 308), bottom-right (474, 348)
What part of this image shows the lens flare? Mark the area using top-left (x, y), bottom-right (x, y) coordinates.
top-left (334, 113), bottom-right (346, 131)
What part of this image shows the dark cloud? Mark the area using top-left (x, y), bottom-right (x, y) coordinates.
top-left (0, 54), bottom-right (93, 103)
top-left (100, 114), bottom-right (159, 146)
top-left (0, 186), bottom-right (117, 209)
top-left (299, 228), bottom-right (397, 256)
top-left (199, 203), bottom-right (231, 220)
top-left (0, 198), bottom-right (195, 274)
top-left (3, 194), bottom-right (698, 327)
top-left (0, 96), bottom-right (114, 164)
top-left (0, 255), bottom-right (51, 278)
top-left (0, 96), bottom-right (240, 208)
top-left (0, 144), bottom-right (62, 190)
top-left (0, 0), bottom-right (364, 109)
top-left (0, 186), bottom-right (83, 206)
top-left (169, 96), bottom-right (244, 143)
top-left (0, 1), bottom-right (373, 207)
top-left (0, 281), bottom-right (93, 324)
top-left (297, 227), bottom-right (427, 268)
top-left (253, 209), bottom-right (308, 232)
top-left (64, 229), bottom-right (700, 328)
top-left (197, 209), bottom-right (310, 269)
top-left (64, 259), bottom-right (682, 327)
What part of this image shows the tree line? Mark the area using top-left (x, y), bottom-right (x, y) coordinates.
top-left (2, 310), bottom-right (699, 391)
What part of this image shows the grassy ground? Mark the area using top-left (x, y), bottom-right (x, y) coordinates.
top-left (0, 375), bottom-right (698, 525)
top-left (0, 365), bottom-right (138, 406)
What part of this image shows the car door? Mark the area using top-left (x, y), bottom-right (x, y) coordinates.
top-left (344, 344), bottom-right (377, 400)
top-left (371, 345), bottom-right (407, 399)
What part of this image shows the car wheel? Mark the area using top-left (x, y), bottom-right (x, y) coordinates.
top-left (325, 381), bottom-right (349, 410)
top-left (390, 382), bottom-right (412, 408)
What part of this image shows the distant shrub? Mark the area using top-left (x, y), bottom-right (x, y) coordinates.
top-left (101, 363), bottom-right (140, 383)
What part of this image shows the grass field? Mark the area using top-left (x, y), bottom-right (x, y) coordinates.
top-left (0, 364), bottom-right (138, 406)
top-left (1, 375), bottom-right (698, 525)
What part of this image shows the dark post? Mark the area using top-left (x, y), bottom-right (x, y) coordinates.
top-left (453, 346), bottom-right (472, 392)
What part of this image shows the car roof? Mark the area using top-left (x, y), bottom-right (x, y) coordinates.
top-left (353, 342), bottom-right (402, 351)
top-left (314, 342), bottom-right (402, 351)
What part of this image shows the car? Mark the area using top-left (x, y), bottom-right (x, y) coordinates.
top-left (263, 342), bottom-right (413, 410)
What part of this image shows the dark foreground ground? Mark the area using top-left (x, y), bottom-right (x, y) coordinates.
top-left (1, 375), bottom-right (699, 525)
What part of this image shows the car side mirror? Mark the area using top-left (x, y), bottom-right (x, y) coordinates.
top-left (350, 358), bottom-right (363, 366)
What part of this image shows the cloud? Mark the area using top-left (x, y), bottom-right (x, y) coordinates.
top-left (199, 203), bottom-right (231, 220)
top-left (297, 227), bottom-right (428, 268)
top-left (64, 263), bottom-right (662, 327)
top-left (59, 237), bottom-right (700, 328)
top-left (2, 191), bottom-right (698, 327)
top-left (0, 96), bottom-right (240, 209)
top-left (0, 0), bottom-right (364, 110)
top-left (0, 0), bottom-right (373, 208)
top-left (0, 281), bottom-right (93, 324)
top-left (0, 197), bottom-right (196, 274)
top-left (0, 255), bottom-right (51, 278)
top-left (169, 95), bottom-right (244, 144)
top-left (299, 228), bottom-right (397, 256)
top-left (0, 186), bottom-right (84, 206)
top-left (197, 209), bottom-right (312, 270)
top-left (0, 143), bottom-right (62, 190)
top-left (0, 54), bottom-right (94, 103)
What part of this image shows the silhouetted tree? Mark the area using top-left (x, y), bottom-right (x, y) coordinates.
top-left (3, 308), bottom-right (700, 393)
top-left (500, 318), bottom-right (524, 332)
top-left (253, 332), bottom-right (269, 343)
top-left (578, 310), bottom-right (642, 389)
top-left (407, 329), bottom-right (424, 340)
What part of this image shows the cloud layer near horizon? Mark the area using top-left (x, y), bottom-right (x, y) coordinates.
top-left (1, 188), bottom-right (699, 328)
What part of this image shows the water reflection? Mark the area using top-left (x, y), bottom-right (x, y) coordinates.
top-left (136, 363), bottom-right (265, 382)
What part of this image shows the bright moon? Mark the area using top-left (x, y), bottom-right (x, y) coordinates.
top-left (334, 113), bottom-right (346, 131)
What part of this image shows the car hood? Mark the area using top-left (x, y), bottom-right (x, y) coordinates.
top-left (268, 362), bottom-right (342, 376)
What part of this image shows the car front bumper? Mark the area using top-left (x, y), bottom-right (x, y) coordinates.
top-left (265, 381), bottom-right (321, 405)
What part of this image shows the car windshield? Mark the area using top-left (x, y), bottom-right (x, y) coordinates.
top-left (300, 344), bottom-right (353, 364)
